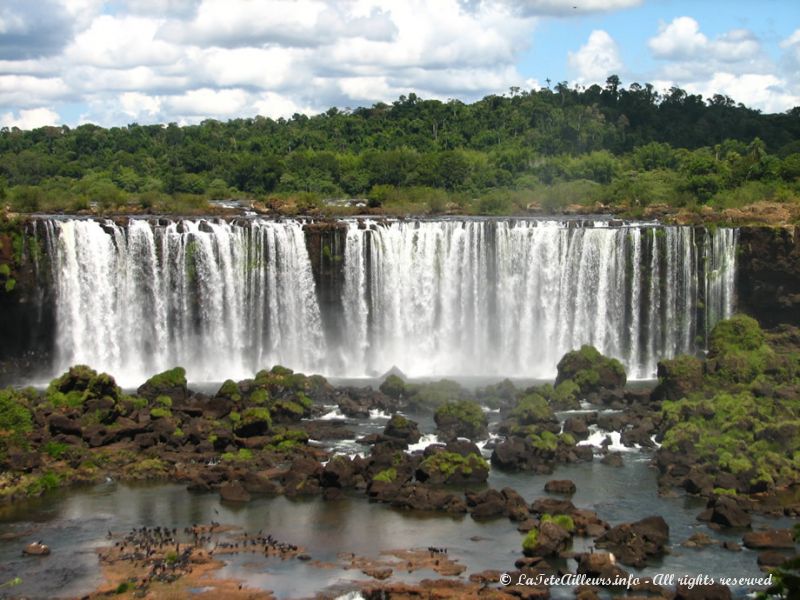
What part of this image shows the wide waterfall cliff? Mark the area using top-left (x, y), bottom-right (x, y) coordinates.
top-left (23, 217), bottom-right (736, 384)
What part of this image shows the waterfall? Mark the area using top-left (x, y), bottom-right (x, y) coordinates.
top-left (43, 217), bottom-right (737, 384)
top-left (340, 220), bottom-right (737, 380)
top-left (47, 218), bottom-right (325, 384)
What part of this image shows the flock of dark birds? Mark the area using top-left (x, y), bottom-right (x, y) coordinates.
top-left (99, 521), bottom-right (304, 589)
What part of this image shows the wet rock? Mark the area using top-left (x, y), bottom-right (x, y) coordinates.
top-left (219, 481), bottom-right (251, 503)
top-left (242, 472), bottom-right (280, 495)
top-left (502, 487), bottom-right (530, 521)
top-left (595, 515), bottom-right (669, 568)
top-left (530, 497), bottom-right (576, 515)
top-left (491, 436), bottom-right (552, 473)
top-left (47, 414), bottom-right (82, 437)
top-left (321, 455), bottom-right (356, 488)
top-left (722, 540), bottom-right (742, 551)
top-left (465, 488), bottom-right (507, 520)
top-left (682, 532), bottom-right (717, 548)
top-left (555, 345), bottom-right (626, 394)
top-left (544, 479), bottom-right (576, 495)
top-left (383, 414), bottom-right (420, 444)
top-left (742, 528), bottom-right (795, 549)
top-left (758, 550), bottom-right (790, 568)
top-left (600, 452), bottom-right (624, 467)
top-left (576, 552), bottom-right (628, 579)
top-left (683, 468), bottom-right (713, 495)
top-left (525, 521), bottom-right (571, 557)
top-left (137, 367), bottom-right (188, 403)
top-left (702, 495), bottom-right (752, 528)
top-left (22, 542), bottom-right (50, 556)
top-left (562, 416), bottom-right (589, 440)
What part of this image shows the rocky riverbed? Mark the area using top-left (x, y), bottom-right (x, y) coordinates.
top-left (0, 316), bottom-right (798, 598)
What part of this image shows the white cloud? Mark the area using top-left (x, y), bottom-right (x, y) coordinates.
top-left (0, 75), bottom-right (71, 107)
top-left (568, 30), bottom-right (623, 83)
top-left (649, 16), bottom-right (707, 60)
top-left (65, 15), bottom-right (181, 68)
top-left (119, 91), bottom-right (161, 119)
top-left (164, 88), bottom-right (250, 117)
top-left (684, 73), bottom-right (800, 115)
top-left (1, 107), bottom-right (60, 129)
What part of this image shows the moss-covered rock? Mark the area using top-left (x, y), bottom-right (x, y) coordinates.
top-left (652, 354), bottom-right (704, 400)
top-left (510, 393), bottom-right (556, 425)
top-left (555, 345), bottom-right (626, 394)
top-left (416, 451), bottom-right (489, 485)
top-left (137, 367), bottom-right (187, 402)
top-left (379, 374), bottom-right (408, 399)
top-left (434, 400), bottom-right (488, 440)
top-left (234, 407), bottom-right (272, 437)
top-left (0, 387), bottom-right (33, 462)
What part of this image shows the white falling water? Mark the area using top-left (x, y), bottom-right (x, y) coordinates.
top-left (340, 220), bottom-right (737, 380)
top-left (48, 218), bottom-right (325, 385)
top-left (45, 217), bottom-right (737, 384)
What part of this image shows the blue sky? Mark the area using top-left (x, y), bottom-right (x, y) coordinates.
top-left (0, 0), bottom-right (798, 129)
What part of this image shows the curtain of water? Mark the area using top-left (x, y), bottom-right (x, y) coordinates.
top-left (45, 218), bottom-right (737, 383)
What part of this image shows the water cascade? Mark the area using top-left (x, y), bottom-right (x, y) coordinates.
top-left (42, 218), bottom-right (737, 383)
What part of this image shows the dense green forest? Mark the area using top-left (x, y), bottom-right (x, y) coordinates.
top-left (2, 77), bottom-right (800, 217)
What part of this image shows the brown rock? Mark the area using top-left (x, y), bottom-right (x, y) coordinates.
top-left (219, 481), bottom-right (251, 503)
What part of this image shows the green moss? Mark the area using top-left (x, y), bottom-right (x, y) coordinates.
top-left (217, 379), bottom-right (241, 402)
top-left (511, 393), bottom-right (554, 425)
top-left (541, 513), bottom-right (575, 532)
top-left (420, 451), bottom-right (488, 477)
top-left (709, 314), bottom-right (766, 355)
top-left (155, 395), bottom-right (172, 408)
top-left (229, 411), bottom-right (241, 423)
top-left (143, 367), bottom-right (186, 389)
top-left (250, 389), bottom-right (268, 405)
top-left (528, 430), bottom-right (559, 451)
top-left (0, 388), bottom-right (33, 459)
top-left (172, 427), bottom-right (184, 438)
top-left (241, 407), bottom-right (271, 429)
top-left (556, 345), bottom-right (626, 393)
top-left (379, 374), bottom-right (408, 399)
top-left (522, 528), bottom-right (539, 553)
top-left (434, 399), bottom-right (487, 436)
top-left (373, 467), bottom-right (398, 483)
top-left (221, 448), bottom-right (253, 462)
top-left (43, 441), bottom-right (69, 459)
top-left (149, 407), bottom-right (172, 419)
top-left (45, 365), bottom-right (121, 408)
top-left (26, 472), bottom-right (61, 495)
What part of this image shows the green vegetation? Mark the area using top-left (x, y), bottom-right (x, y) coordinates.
top-left (45, 365), bottom-right (121, 408)
top-left (142, 367), bottom-right (187, 390)
top-left (521, 528), bottom-right (539, 554)
top-left (380, 374), bottom-right (408, 399)
top-left (0, 388), bottom-right (33, 459)
top-left (221, 448), bottom-right (254, 463)
top-left (419, 451), bottom-right (489, 478)
top-left (555, 345), bottom-right (626, 394)
top-left (434, 400), bottom-right (488, 438)
top-left (511, 393), bottom-right (554, 425)
top-left (4, 82), bottom-right (799, 218)
top-left (149, 407), bottom-right (172, 419)
top-left (658, 316), bottom-right (800, 491)
top-left (406, 379), bottom-right (469, 410)
top-left (373, 468), bottom-right (398, 483)
top-left (540, 513), bottom-right (576, 533)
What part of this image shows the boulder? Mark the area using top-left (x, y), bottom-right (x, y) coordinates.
top-left (383, 414), bottom-right (421, 443)
top-left (544, 479), bottom-right (576, 495)
top-left (703, 495), bottom-right (751, 528)
top-left (219, 481), bottom-right (251, 503)
top-left (595, 515), bottom-right (669, 568)
top-left (22, 542), bottom-right (50, 556)
top-left (47, 414), bottom-right (82, 437)
top-left (743, 529), bottom-right (795, 549)
top-left (137, 367), bottom-right (188, 402)
top-left (555, 345), bottom-right (626, 394)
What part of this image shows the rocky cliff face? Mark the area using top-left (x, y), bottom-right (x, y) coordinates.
top-left (0, 219), bottom-right (55, 385)
top-left (737, 226), bottom-right (800, 328)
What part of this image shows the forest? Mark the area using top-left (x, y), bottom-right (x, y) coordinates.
top-left (2, 76), bottom-right (800, 217)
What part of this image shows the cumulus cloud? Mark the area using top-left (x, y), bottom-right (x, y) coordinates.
top-left (568, 30), bottom-right (623, 83)
top-left (684, 73), bottom-right (800, 115)
top-left (0, 0), bottom-right (75, 59)
top-left (1, 107), bottom-right (61, 129)
top-left (0, 0), bottom-right (796, 128)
